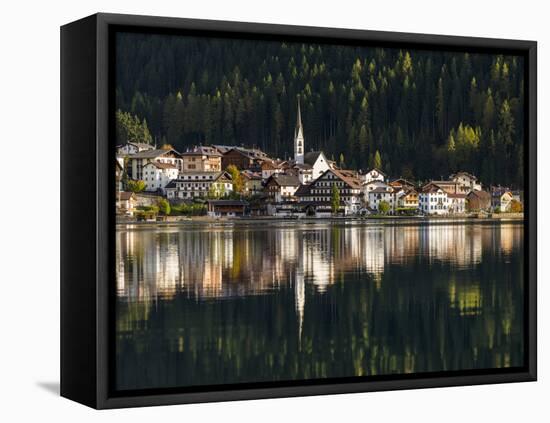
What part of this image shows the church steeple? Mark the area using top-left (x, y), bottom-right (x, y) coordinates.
top-left (294, 96), bottom-right (304, 164)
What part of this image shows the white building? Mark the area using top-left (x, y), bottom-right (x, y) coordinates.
top-left (293, 163), bottom-right (314, 184)
top-left (261, 160), bottom-right (285, 180)
top-left (447, 193), bottom-right (467, 214)
top-left (142, 161), bottom-right (179, 192)
top-left (450, 172), bottom-right (482, 193)
top-left (367, 184), bottom-right (395, 212)
top-left (491, 189), bottom-right (514, 211)
top-left (165, 171), bottom-right (233, 200)
top-left (363, 180), bottom-right (389, 207)
top-left (264, 174), bottom-right (301, 203)
top-left (419, 183), bottom-right (450, 215)
top-left (128, 149), bottom-right (183, 180)
top-left (304, 151), bottom-right (331, 181)
top-left (294, 98), bottom-right (305, 165)
top-left (394, 187), bottom-right (420, 210)
top-left (295, 169), bottom-right (362, 216)
top-left (117, 142), bottom-right (154, 156)
top-left (361, 168), bottom-right (386, 185)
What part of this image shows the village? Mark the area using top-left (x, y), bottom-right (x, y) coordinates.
top-left (115, 100), bottom-right (524, 221)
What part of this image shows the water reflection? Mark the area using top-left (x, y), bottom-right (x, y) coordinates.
top-left (116, 221), bottom-right (524, 390)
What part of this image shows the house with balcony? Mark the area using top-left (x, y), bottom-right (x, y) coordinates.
top-left (181, 146), bottom-right (222, 172)
top-left (263, 174), bottom-right (301, 203)
top-left (165, 171), bottom-right (233, 200)
top-left (295, 168), bottom-right (362, 216)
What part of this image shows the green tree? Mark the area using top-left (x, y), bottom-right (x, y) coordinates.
top-left (373, 150), bottom-right (382, 170)
top-left (115, 35), bottom-right (526, 188)
top-left (226, 165), bottom-right (244, 194)
top-left (116, 110), bottom-right (152, 144)
top-left (126, 180), bottom-right (146, 193)
top-left (331, 184), bottom-right (340, 215)
top-left (157, 198), bottom-right (171, 215)
top-left (339, 153), bottom-right (345, 169)
top-left (379, 200), bottom-right (390, 214)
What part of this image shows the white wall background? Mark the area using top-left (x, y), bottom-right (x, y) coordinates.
top-left (0, 0), bottom-right (546, 420)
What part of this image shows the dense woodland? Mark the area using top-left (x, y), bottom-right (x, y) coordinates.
top-left (115, 33), bottom-right (525, 188)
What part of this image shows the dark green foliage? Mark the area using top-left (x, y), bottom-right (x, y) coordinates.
top-left (331, 184), bottom-right (340, 215)
top-left (126, 179), bottom-right (146, 193)
top-left (116, 110), bottom-right (153, 144)
top-left (379, 201), bottom-right (391, 214)
top-left (157, 198), bottom-right (171, 215)
top-left (116, 33), bottom-right (525, 187)
top-left (170, 203), bottom-right (207, 216)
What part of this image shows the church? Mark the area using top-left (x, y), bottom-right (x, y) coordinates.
top-left (292, 98), bottom-right (331, 182)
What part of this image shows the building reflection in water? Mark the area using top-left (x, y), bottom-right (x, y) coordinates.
top-left (116, 221), bottom-right (524, 388)
top-left (117, 222), bottom-right (520, 302)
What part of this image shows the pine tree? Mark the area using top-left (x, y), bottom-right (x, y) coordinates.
top-left (374, 150), bottom-right (382, 170)
top-left (331, 184), bottom-right (340, 215)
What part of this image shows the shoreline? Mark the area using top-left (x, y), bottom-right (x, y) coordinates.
top-left (116, 213), bottom-right (524, 227)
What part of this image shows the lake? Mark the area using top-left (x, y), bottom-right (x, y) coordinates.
top-left (115, 220), bottom-right (524, 391)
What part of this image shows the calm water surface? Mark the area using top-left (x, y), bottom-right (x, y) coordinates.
top-left (115, 221), bottom-right (524, 391)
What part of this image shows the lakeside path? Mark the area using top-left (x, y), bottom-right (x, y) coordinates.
top-left (116, 214), bottom-right (524, 229)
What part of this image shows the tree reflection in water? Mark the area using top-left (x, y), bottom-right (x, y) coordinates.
top-left (115, 221), bottom-right (524, 390)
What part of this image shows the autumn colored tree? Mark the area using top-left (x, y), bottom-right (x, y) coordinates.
top-left (126, 180), bottom-right (146, 193)
top-left (226, 165), bottom-right (244, 194)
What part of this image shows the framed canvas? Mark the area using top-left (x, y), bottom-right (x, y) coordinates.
top-left (60, 13), bottom-right (537, 409)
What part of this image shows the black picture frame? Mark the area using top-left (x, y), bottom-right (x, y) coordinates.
top-left (60, 12), bottom-right (537, 409)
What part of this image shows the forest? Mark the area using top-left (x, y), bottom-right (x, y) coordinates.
top-left (115, 32), bottom-right (525, 188)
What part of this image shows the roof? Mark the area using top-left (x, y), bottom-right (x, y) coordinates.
top-left (294, 163), bottom-right (313, 170)
top-left (181, 146), bottom-right (222, 157)
top-left (266, 173), bottom-right (301, 187)
top-left (329, 169), bottom-right (362, 190)
top-left (294, 184), bottom-right (312, 196)
top-left (430, 180), bottom-right (459, 186)
top-left (179, 171), bottom-right (224, 177)
top-left (402, 187), bottom-right (418, 195)
top-left (467, 190), bottom-right (491, 200)
top-left (369, 187), bottom-right (393, 194)
top-left (241, 171), bottom-right (262, 180)
top-left (450, 171), bottom-right (478, 181)
top-left (365, 168), bottom-right (386, 177)
top-left (131, 142), bottom-right (154, 149)
top-left (390, 178), bottom-right (415, 187)
top-left (117, 142), bottom-right (154, 150)
top-left (295, 97), bottom-right (303, 135)
top-left (165, 180), bottom-right (177, 189)
top-left (207, 200), bottom-right (249, 206)
top-left (118, 191), bottom-right (135, 201)
top-left (224, 146), bottom-right (269, 161)
top-left (492, 190), bottom-right (513, 198)
top-left (364, 180), bottom-right (387, 186)
top-left (129, 149), bottom-right (180, 159)
top-left (304, 151), bottom-right (325, 166)
top-left (421, 183), bottom-right (447, 194)
top-left (212, 145), bottom-right (232, 154)
top-left (337, 169), bottom-right (359, 179)
top-left (169, 171), bottom-right (232, 184)
top-left (145, 161), bottom-right (177, 169)
top-left (447, 193), bottom-right (467, 199)
top-left (261, 160), bottom-right (283, 170)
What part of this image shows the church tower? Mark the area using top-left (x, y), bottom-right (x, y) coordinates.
top-left (294, 97), bottom-right (304, 164)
